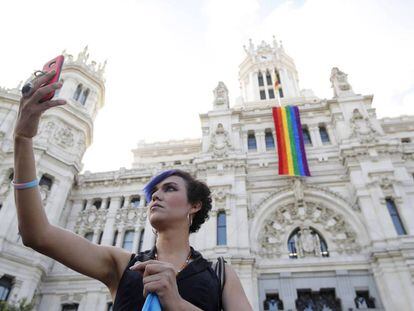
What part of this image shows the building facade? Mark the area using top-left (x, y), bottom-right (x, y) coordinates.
top-left (1, 40), bottom-right (414, 311)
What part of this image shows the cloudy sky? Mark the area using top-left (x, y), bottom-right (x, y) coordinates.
top-left (1, 0), bottom-right (413, 173)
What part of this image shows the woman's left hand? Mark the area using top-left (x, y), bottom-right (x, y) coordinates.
top-left (129, 260), bottom-right (184, 310)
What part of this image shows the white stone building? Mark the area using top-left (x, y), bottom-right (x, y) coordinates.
top-left (1, 40), bottom-right (414, 311)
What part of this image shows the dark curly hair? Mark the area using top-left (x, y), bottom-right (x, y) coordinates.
top-left (143, 169), bottom-right (212, 233)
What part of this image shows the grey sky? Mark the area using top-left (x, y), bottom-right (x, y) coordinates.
top-left (1, 0), bottom-right (413, 172)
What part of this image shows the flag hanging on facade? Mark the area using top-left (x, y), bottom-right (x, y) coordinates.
top-left (272, 105), bottom-right (311, 177)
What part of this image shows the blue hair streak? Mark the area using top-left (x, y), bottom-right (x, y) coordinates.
top-left (143, 169), bottom-right (178, 203)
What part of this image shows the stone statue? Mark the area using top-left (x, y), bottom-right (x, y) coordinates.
top-left (209, 123), bottom-right (232, 158)
top-left (213, 82), bottom-right (229, 109)
top-left (355, 296), bottom-right (368, 308)
top-left (296, 227), bottom-right (322, 258)
top-left (330, 67), bottom-right (354, 97)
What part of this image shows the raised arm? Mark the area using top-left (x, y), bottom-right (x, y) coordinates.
top-left (13, 71), bottom-right (131, 292)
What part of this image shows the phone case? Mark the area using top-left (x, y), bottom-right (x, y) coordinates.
top-left (40, 55), bottom-right (65, 102)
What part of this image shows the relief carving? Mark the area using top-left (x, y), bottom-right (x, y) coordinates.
top-left (209, 124), bottom-right (232, 158)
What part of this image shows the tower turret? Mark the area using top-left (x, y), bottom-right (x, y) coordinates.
top-left (239, 36), bottom-right (301, 103)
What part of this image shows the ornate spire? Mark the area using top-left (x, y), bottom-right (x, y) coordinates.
top-left (61, 47), bottom-right (106, 80)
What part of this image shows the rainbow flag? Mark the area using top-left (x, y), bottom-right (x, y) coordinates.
top-left (272, 106), bottom-right (311, 176)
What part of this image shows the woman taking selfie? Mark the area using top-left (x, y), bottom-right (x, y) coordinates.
top-left (13, 67), bottom-right (253, 310)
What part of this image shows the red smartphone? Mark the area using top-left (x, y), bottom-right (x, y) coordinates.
top-left (40, 55), bottom-right (64, 102)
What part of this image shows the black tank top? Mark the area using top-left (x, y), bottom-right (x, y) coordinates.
top-left (113, 247), bottom-right (220, 311)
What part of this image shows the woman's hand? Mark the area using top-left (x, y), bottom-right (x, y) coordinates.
top-left (14, 70), bottom-right (66, 139)
top-left (129, 260), bottom-right (185, 310)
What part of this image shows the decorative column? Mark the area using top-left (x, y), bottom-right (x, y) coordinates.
top-left (132, 227), bottom-right (141, 254)
top-left (309, 126), bottom-right (320, 147)
top-left (66, 199), bottom-right (84, 232)
top-left (100, 196), bottom-right (122, 245)
top-left (279, 272), bottom-right (297, 311)
top-left (92, 228), bottom-right (100, 244)
top-left (256, 131), bottom-right (266, 153)
top-left (116, 227), bottom-right (125, 248)
top-left (326, 124), bottom-right (337, 144)
top-left (335, 270), bottom-right (356, 310)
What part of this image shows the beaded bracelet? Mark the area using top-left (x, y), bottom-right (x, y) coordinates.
top-left (11, 179), bottom-right (39, 190)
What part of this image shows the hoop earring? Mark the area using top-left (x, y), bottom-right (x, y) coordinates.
top-left (188, 213), bottom-right (193, 228)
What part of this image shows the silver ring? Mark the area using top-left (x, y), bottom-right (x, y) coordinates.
top-left (21, 82), bottom-right (33, 96)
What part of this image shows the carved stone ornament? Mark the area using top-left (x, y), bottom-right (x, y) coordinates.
top-left (213, 82), bottom-right (229, 108)
top-left (258, 202), bottom-right (360, 258)
top-left (209, 124), bottom-right (232, 158)
top-left (39, 185), bottom-right (50, 205)
top-left (75, 207), bottom-right (108, 233)
top-left (295, 226), bottom-right (321, 258)
top-left (330, 67), bottom-right (354, 97)
top-left (115, 205), bottom-right (147, 227)
top-left (54, 126), bottom-right (75, 148)
top-left (350, 109), bottom-right (379, 143)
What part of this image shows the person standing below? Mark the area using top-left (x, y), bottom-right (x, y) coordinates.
top-left (13, 70), bottom-right (253, 310)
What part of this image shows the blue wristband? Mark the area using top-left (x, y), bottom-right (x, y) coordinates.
top-left (11, 179), bottom-right (39, 190)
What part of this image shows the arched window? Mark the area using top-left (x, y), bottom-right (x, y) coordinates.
top-left (287, 227), bottom-right (329, 259)
top-left (79, 88), bottom-right (90, 105)
top-left (107, 302), bottom-right (113, 311)
top-left (39, 175), bottom-right (53, 191)
top-left (247, 131), bottom-right (257, 151)
top-left (275, 69), bottom-right (284, 98)
top-left (8, 170), bottom-right (14, 182)
top-left (92, 199), bottom-right (102, 209)
top-left (265, 129), bottom-right (275, 150)
top-left (84, 232), bottom-right (94, 242)
top-left (258, 71), bottom-right (264, 87)
top-left (106, 198), bottom-right (111, 209)
top-left (266, 70), bottom-right (272, 86)
top-left (123, 230), bottom-right (134, 251)
top-left (0, 275), bottom-right (13, 301)
top-left (319, 125), bottom-right (330, 144)
top-left (82, 199), bottom-right (87, 211)
top-left (73, 84), bottom-right (83, 101)
top-left (112, 230), bottom-right (118, 246)
top-left (302, 127), bottom-right (312, 145)
top-left (61, 303), bottom-right (79, 311)
top-left (217, 211), bottom-right (227, 246)
top-left (131, 196), bottom-right (141, 208)
top-left (386, 198), bottom-right (406, 235)
top-left (120, 196), bottom-right (125, 208)
top-left (138, 229), bottom-right (145, 252)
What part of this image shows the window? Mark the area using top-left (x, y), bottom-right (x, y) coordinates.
top-left (260, 90), bottom-right (266, 100)
top-left (278, 88), bottom-right (284, 98)
top-left (268, 88), bottom-right (275, 99)
top-left (8, 171), bottom-right (14, 182)
top-left (266, 71), bottom-right (272, 85)
top-left (288, 227), bottom-right (329, 259)
top-left (106, 198), bottom-right (111, 209)
top-left (130, 196), bottom-right (141, 208)
top-left (386, 198), bottom-right (406, 235)
top-left (138, 229), bottom-right (145, 252)
top-left (302, 127), bottom-right (312, 145)
top-left (61, 303), bottom-right (79, 311)
top-left (265, 129), bottom-right (275, 150)
top-left (92, 199), bottom-right (102, 209)
top-left (401, 137), bottom-right (411, 143)
top-left (39, 175), bottom-right (53, 190)
top-left (174, 160), bottom-right (182, 165)
top-left (82, 199), bottom-right (87, 211)
top-left (319, 125), bottom-right (330, 144)
top-left (296, 289), bottom-right (340, 311)
top-left (107, 302), bottom-right (113, 311)
top-left (0, 276), bottom-right (13, 301)
top-left (84, 232), bottom-right (93, 242)
top-left (123, 230), bottom-right (134, 251)
top-left (354, 290), bottom-right (376, 308)
top-left (247, 132), bottom-right (257, 151)
top-left (258, 72), bottom-right (264, 86)
top-left (73, 84), bottom-right (83, 101)
top-left (263, 293), bottom-right (284, 311)
top-left (97, 231), bottom-right (103, 244)
top-left (217, 211), bottom-right (227, 246)
top-left (79, 88), bottom-right (90, 105)
top-left (112, 230), bottom-right (118, 246)
top-left (120, 196), bottom-right (125, 208)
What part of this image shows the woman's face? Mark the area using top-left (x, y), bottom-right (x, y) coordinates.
top-left (148, 175), bottom-right (198, 231)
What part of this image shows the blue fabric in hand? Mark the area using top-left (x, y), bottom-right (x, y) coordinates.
top-left (142, 293), bottom-right (162, 311)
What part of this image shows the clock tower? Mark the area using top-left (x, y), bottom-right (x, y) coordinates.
top-left (239, 37), bottom-right (301, 103)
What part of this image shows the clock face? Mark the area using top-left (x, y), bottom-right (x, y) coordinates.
top-left (259, 54), bottom-right (272, 62)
